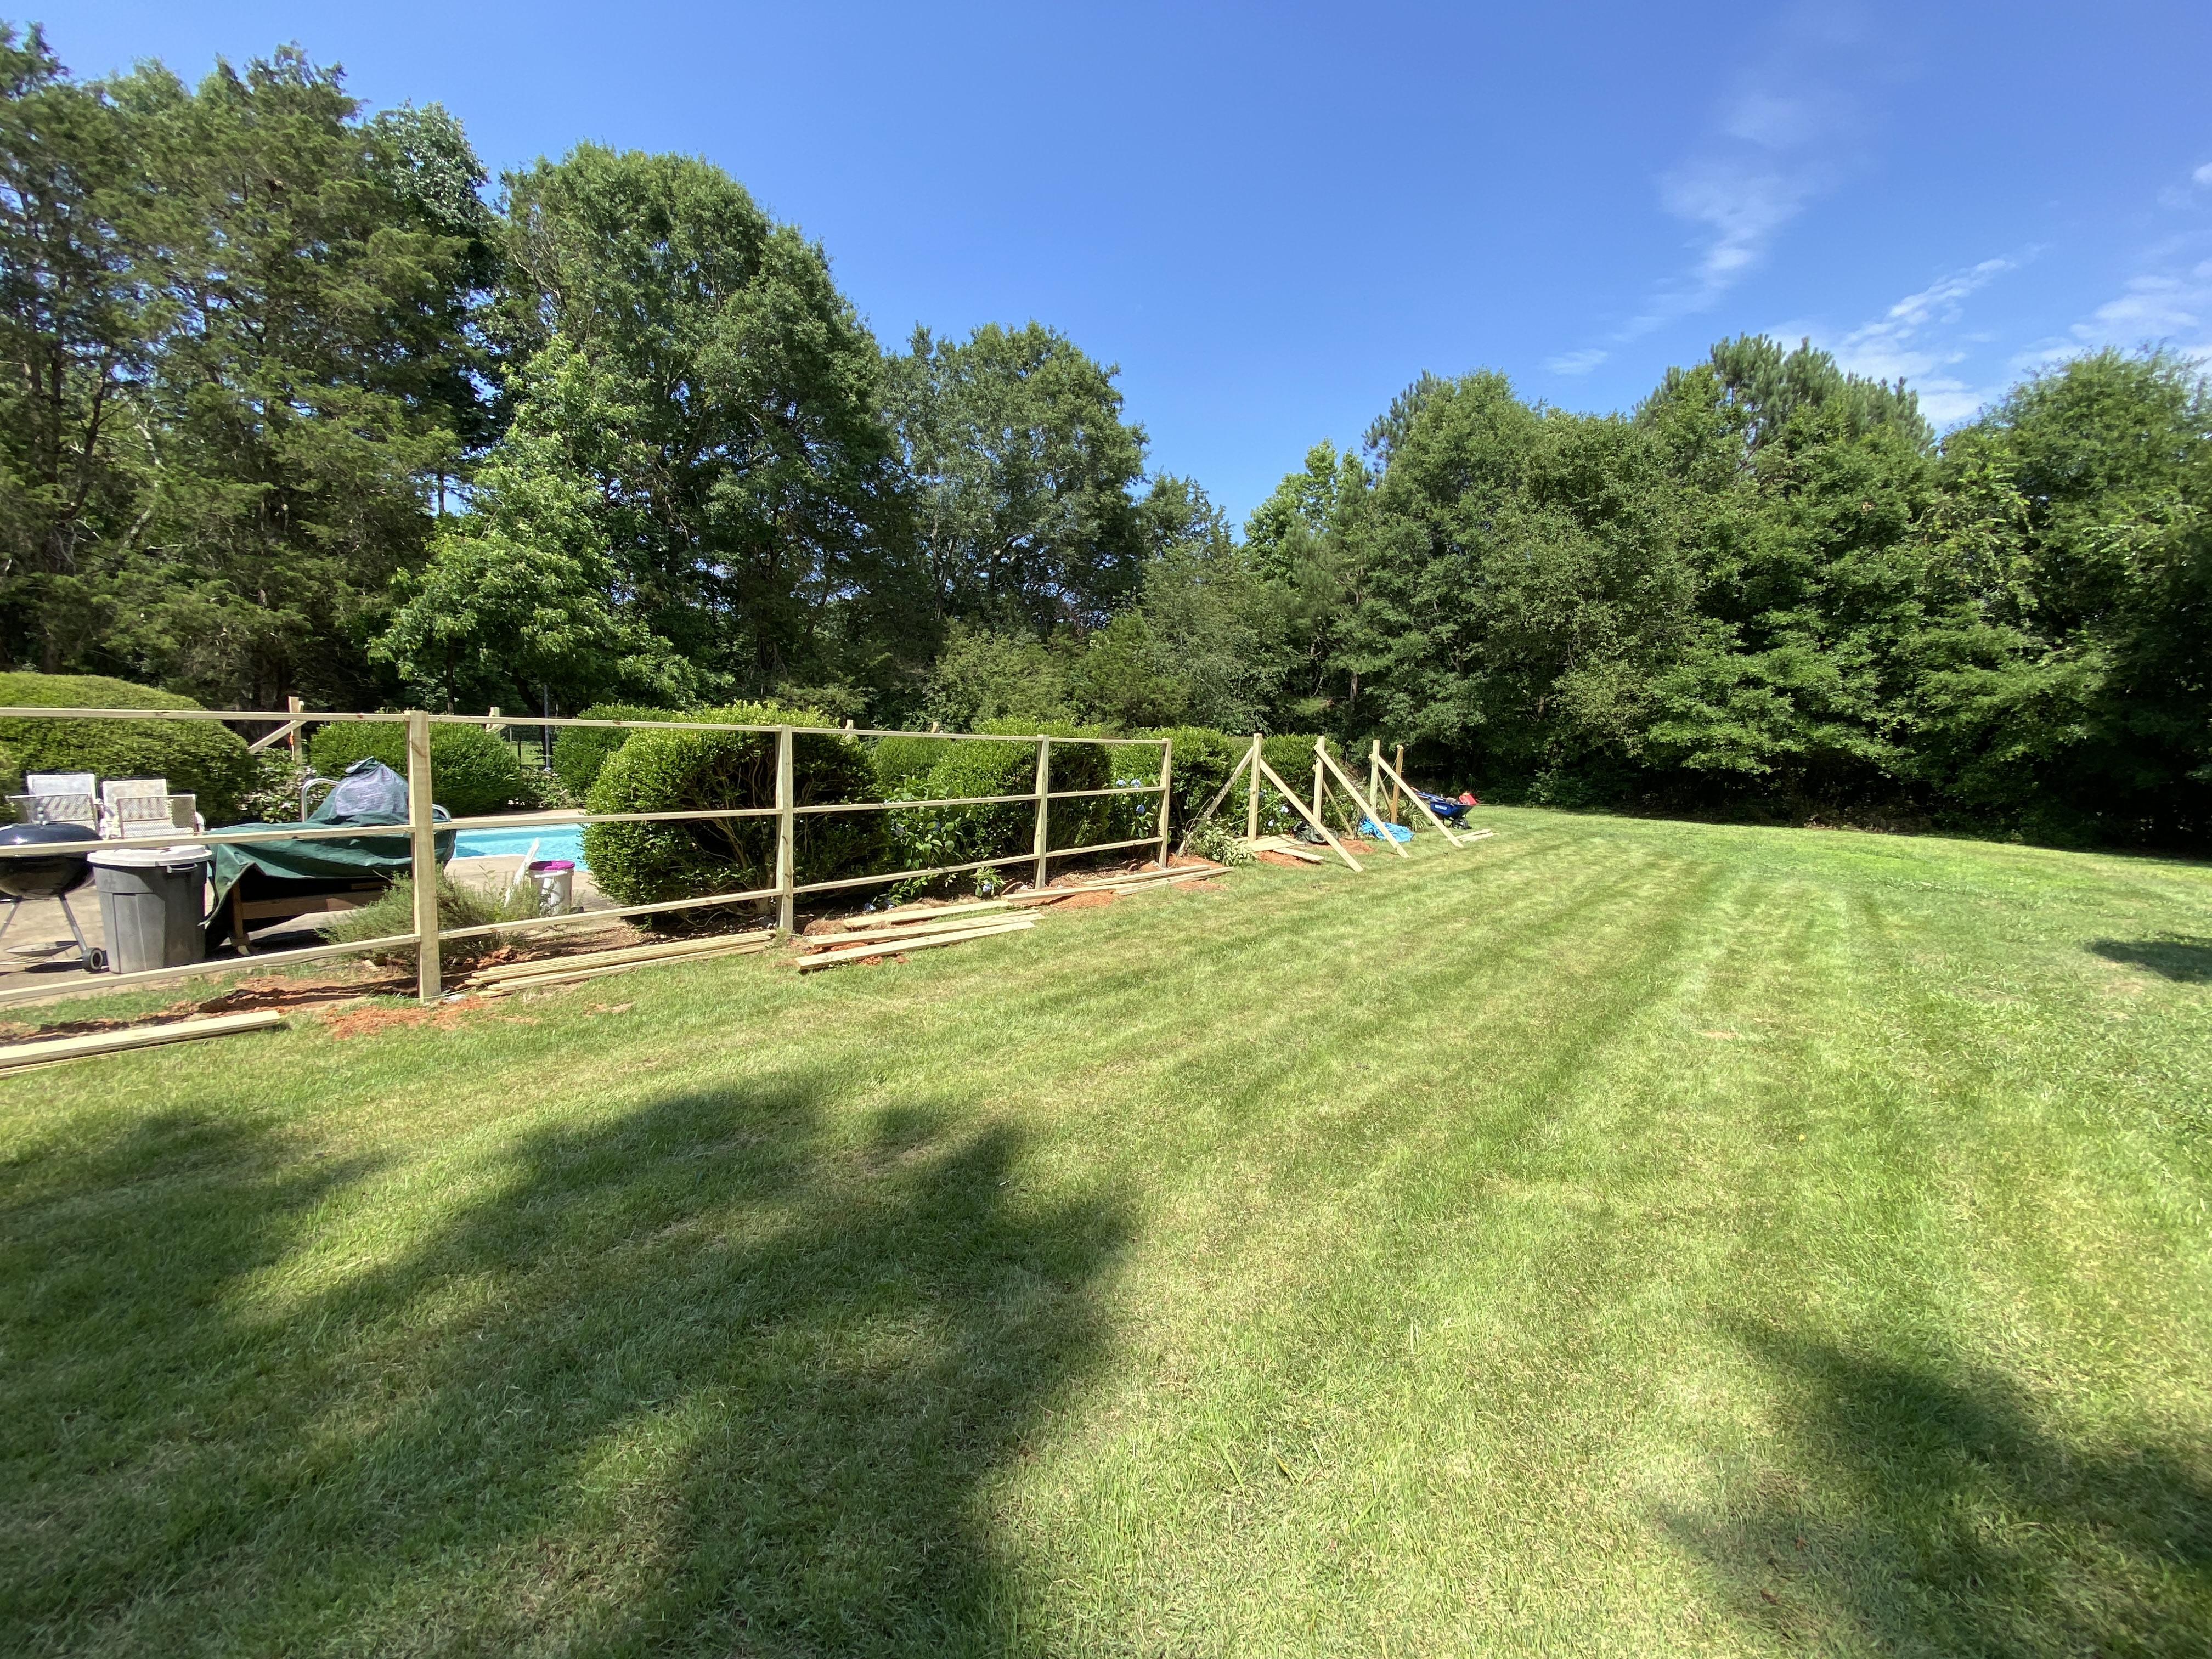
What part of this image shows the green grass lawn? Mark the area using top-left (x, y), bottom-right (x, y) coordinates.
top-left (4, 809), bottom-right (2209, 1656)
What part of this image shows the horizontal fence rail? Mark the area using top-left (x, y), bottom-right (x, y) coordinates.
top-left (0, 707), bottom-right (1174, 1008)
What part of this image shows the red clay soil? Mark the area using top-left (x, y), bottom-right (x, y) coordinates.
top-left (319, 1003), bottom-right (461, 1041)
top-left (1049, 890), bottom-right (1116, 909)
top-left (1254, 849), bottom-right (1313, 868)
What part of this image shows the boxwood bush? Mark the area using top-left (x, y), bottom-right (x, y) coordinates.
top-left (877, 721), bottom-right (1158, 890)
top-left (550, 704), bottom-right (682, 798)
top-left (0, 672), bottom-right (254, 821)
top-left (583, 703), bottom-right (882, 923)
top-left (308, 721), bottom-right (538, 819)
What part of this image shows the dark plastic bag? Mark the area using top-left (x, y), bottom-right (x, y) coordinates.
top-left (314, 758), bottom-right (411, 823)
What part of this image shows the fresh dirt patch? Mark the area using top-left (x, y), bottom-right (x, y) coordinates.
top-left (1051, 891), bottom-right (1116, 910)
top-left (318, 1003), bottom-right (467, 1041)
top-left (1255, 849), bottom-right (1314, 868)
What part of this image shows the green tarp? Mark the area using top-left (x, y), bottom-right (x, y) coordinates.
top-left (206, 759), bottom-right (454, 922)
top-left (208, 813), bottom-right (454, 910)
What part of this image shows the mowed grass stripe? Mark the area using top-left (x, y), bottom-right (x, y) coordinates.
top-left (2, 808), bottom-right (2207, 1656)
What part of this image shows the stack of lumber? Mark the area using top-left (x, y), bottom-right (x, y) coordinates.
top-left (1029, 861), bottom-right (1225, 900)
top-left (0, 1009), bottom-right (286, 1075)
top-left (1239, 834), bottom-right (1325, 864)
top-left (796, 901), bottom-right (1034, 970)
top-left (464, 929), bottom-right (774, 995)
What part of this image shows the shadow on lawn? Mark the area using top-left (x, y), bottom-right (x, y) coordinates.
top-left (1676, 1323), bottom-right (2212, 1655)
top-left (2, 1076), bottom-right (1128, 1655)
top-left (2089, 935), bottom-right (2212, 983)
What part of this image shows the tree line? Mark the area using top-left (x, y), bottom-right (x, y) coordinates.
top-left (4, 27), bottom-right (2205, 847)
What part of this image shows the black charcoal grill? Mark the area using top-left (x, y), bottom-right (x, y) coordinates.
top-left (0, 821), bottom-right (106, 970)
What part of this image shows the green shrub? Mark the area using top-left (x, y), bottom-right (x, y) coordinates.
top-left (550, 704), bottom-right (681, 798)
top-left (0, 672), bottom-right (255, 821)
top-left (883, 735), bottom-right (1037, 891)
top-left (877, 722), bottom-right (1161, 892)
top-left (869, 732), bottom-right (956, 796)
top-left (583, 702), bottom-right (882, 923)
top-left (308, 721), bottom-right (539, 818)
top-left (1181, 816), bottom-right (1255, 866)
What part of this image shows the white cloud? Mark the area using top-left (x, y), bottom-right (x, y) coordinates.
top-left (1659, 161), bottom-right (1823, 293)
top-left (1543, 9), bottom-right (1888, 374)
top-left (2047, 163), bottom-right (2212, 366)
top-left (2077, 272), bottom-right (2212, 346)
top-left (1808, 256), bottom-right (2021, 426)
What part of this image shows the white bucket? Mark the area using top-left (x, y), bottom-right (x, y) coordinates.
top-left (527, 860), bottom-right (575, 915)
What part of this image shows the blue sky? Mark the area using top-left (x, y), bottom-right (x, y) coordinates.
top-left (31, 2), bottom-right (2212, 524)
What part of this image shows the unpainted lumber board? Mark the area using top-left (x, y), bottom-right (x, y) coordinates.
top-left (474, 961), bottom-right (655, 994)
top-left (1369, 752), bottom-right (1466, 847)
top-left (808, 913), bottom-right (1024, 946)
top-left (1316, 741), bottom-right (1409, 860)
top-left (795, 918), bottom-right (1035, 970)
top-left (832, 898), bottom-right (1012, 929)
top-left (467, 933), bottom-right (772, 983)
top-left (0, 1009), bottom-right (286, 1072)
top-left (1251, 755), bottom-right (1363, 871)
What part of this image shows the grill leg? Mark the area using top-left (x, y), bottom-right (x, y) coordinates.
top-left (57, 892), bottom-right (103, 973)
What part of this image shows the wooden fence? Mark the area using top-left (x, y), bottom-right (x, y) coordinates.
top-left (0, 707), bottom-right (1173, 1008)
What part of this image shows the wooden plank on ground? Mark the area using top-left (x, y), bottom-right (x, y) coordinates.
top-left (0, 1009), bottom-right (286, 1073)
top-left (808, 912), bottom-right (1025, 946)
top-left (795, 918), bottom-right (1035, 970)
top-left (831, 898), bottom-right (1012, 928)
top-left (467, 931), bottom-right (772, 984)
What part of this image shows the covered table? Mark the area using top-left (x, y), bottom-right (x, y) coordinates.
top-left (205, 760), bottom-right (453, 953)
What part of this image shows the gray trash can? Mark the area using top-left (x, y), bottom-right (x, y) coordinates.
top-left (87, 844), bottom-right (210, 974)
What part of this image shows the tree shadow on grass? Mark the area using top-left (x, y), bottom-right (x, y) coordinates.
top-left (2089, 936), bottom-right (2212, 983)
top-left (2, 1076), bottom-right (1130, 1656)
top-left (1673, 1323), bottom-right (2212, 1655)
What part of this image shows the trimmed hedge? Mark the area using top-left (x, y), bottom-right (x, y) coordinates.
top-left (877, 721), bottom-right (1156, 890)
top-left (550, 704), bottom-right (682, 798)
top-left (0, 672), bottom-right (254, 821)
top-left (308, 721), bottom-right (538, 819)
top-left (583, 703), bottom-right (882, 922)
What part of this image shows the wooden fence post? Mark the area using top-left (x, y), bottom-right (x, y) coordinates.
top-left (775, 726), bottom-right (795, 934)
top-left (1246, 733), bottom-right (1262, 839)
top-left (1392, 743), bottom-right (1404, 821)
top-left (1031, 736), bottom-right (1052, 890)
top-left (286, 693), bottom-right (303, 763)
top-left (407, 708), bottom-right (441, 1005)
top-left (1313, 755), bottom-right (1324, 827)
top-left (1155, 737), bottom-right (1173, 867)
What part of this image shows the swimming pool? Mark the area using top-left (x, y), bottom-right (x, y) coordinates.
top-left (450, 825), bottom-right (588, 866)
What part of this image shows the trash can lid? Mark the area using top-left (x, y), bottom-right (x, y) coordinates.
top-left (527, 859), bottom-right (575, 872)
top-left (87, 843), bottom-right (211, 870)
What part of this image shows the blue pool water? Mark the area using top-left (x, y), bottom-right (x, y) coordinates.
top-left (450, 825), bottom-right (588, 866)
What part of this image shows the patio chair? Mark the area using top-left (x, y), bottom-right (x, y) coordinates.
top-left (99, 777), bottom-right (201, 839)
top-left (9, 772), bottom-right (99, 829)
